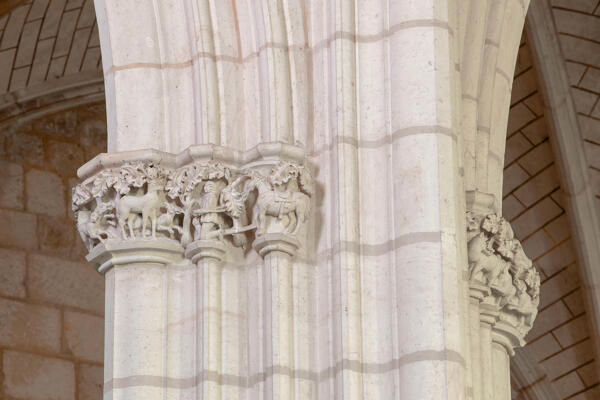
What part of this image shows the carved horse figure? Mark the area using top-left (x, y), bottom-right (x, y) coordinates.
top-left (117, 182), bottom-right (164, 239)
top-left (246, 170), bottom-right (310, 236)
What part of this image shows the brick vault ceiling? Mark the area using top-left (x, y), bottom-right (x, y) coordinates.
top-left (0, 0), bottom-right (102, 98)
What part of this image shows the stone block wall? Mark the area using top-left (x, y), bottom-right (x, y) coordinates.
top-left (507, 38), bottom-right (599, 400)
top-left (0, 103), bottom-right (106, 400)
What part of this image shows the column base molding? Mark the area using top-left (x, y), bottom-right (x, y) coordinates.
top-left (185, 239), bottom-right (228, 263)
top-left (253, 233), bottom-right (300, 258)
top-left (86, 238), bottom-right (184, 274)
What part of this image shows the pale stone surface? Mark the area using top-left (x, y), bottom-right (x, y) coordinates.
top-left (3, 350), bottom-right (75, 400)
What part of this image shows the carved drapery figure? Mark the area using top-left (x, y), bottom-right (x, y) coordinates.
top-left (467, 212), bottom-right (540, 338)
top-left (72, 159), bottom-right (313, 255)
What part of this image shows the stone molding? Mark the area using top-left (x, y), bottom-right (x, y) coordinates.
top-left (72, 143), bottom-right (313, 272)
top-left (467, 212), bottom-right (540, 350)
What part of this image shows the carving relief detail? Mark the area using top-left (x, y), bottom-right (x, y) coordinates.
top-left (72, 159), bottom-right (313, 255)
top-left (467, 212), bottom-right (540, 339)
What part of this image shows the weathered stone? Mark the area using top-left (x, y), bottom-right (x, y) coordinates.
top-left (0, 247), bottom-right (26, 297)
top-left (47, 140), bottom-right (84, 176)
top-left (28, 254), bottom-right (104, 314)
top-left (78, 364), bottom-right (103, 400)
top-left (80, 119), bottom-right (107, 148)
top-left (0, 209), bottom-right (38, 250)
top-left (37, 215), bottom-right (75, 257)
top-left (3, 350), bottom-right (75, 400)
top-left (5, 128), bottom-right (44, 166)
top-left (0, 159), bottom-right (23, 209)
top-left (33, 109), bottom-right (78, 141)
top-left (0, 298), bottom-right (61, 353)
top-left (26, 169), bottom-right (65, 217)
top-left (64, 311), bottom-right (104, 362)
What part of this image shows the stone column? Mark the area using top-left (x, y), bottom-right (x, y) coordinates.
top-left (186, 240), bottom-right (226, 399)
top-left (88, 240), bottom-right (183, 399)
top-left (253, 233), bottom-right (300, 400)
top-left (72, 152), bottom-right (185, 399)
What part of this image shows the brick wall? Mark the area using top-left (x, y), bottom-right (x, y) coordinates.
top-left (0, 0), bottom-right (102, 94)
top-left (507, 38), bottom-right (599, 400)
top-left (0, 103), bottom-right (106, 400)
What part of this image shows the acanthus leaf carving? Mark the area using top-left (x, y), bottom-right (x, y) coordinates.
top-left (467, 212), bottom-right (540, 339)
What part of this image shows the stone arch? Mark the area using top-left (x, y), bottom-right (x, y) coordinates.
top-left (459, 0), bottom-right (533, 211)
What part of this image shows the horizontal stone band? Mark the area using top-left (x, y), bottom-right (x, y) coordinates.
top-left (105, 349), bottom-right (465, 392)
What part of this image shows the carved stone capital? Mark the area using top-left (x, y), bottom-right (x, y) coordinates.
top-left (72, 143), bottom-right (313, 264)
top-left (466, 212), bottom-right (540, 346)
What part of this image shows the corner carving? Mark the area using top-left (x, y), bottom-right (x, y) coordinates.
top-left (467, 212), bottom-right (540, 339)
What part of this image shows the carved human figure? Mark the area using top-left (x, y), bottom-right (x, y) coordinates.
top-left (194, 179), bottom-right (227, 240)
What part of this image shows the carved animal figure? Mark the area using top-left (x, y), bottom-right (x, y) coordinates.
top-left (467, 232), bottom-right (508, 285)
top-left (247, 172), bottom-right (310, 236)
top-left (505, 277), bottom-right (539, 330)
top-left (76, 206), bottom-right (116, 250)
top-left (156, 202), bottom-right (183, 239)
top-left (117, 183), bottom-right (164, 239)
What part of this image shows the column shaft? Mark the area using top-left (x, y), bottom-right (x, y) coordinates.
top-left (480, 322), bottom-right (494, 400)
top-left (492, 342), bottom-right (511, 400)
top-left (263, 249), bottom-right (295, 400)
top-left (200, 257), bottom-right (222, 399)
top-left (469, 299), bottom-right (482, 400)
top-left (106, 263), bottom-right (167, 399)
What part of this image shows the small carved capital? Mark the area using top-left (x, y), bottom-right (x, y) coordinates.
top-left (253, 233), bottom-right (301, 258)
top-left (466, 212), bottom-right (540, 344)
top-left (185, 240), bottom-right (228, 263)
